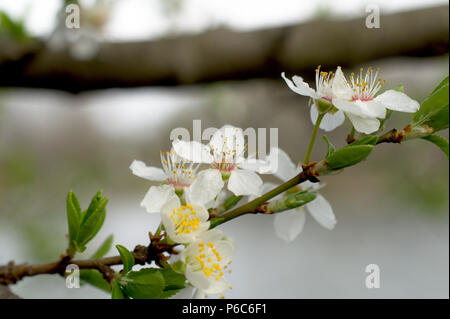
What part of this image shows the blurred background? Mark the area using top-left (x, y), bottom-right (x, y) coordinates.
top-left (0, 0), bottom-right (448, 299)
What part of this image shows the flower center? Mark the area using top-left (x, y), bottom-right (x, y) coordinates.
top-left (349, 67), bottom-right (386, 101)
top-left (160, 150), bottom-right (199, 187)
top-left (210, 132), bottom-right (246, 168)
top-left (194, 242), bottom-right (229, 281)
top-left (170, 204), bottom-right (200, 235)
top-left (315, 65), bottom-right (334, 99)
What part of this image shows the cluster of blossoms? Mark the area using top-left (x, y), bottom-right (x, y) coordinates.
top-left (130, 125), bottom-right (334, 297)
top-left (129, 65), bottom-right (419, 297)
top-left (282, 66), bottom-right (419, 133)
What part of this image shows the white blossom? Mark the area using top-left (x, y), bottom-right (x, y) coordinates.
top-left (332, 66), bottom-right (420, 134)
top-left (180, 229), bottom-right (234, 295)
top-left (282, 68), bottom-right (345, 132)
top-left (130, 149), bottom-right (223, 213)
top-left (160, 196), bottom-right (210, 244)
top-left (173, 125), bottom-right (269, 197)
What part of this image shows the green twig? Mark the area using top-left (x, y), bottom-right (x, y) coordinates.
top-left (304, 112), bottom-right (325, 164)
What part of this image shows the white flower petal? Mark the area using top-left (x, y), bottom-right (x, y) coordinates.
top-left (187, 169), bottom-right (224, 206)
top-left (321, 109), bottom-right (346, 131)
top-left (267, 147), bottom-right (301, 182)
top-left (345, 112), bottom-right (380, 134)
top-left (306, 194), bottom-right (336, 230)
top-left (192, 289), bottom-right (206, 299)
top-left (273, 208), bottom-right (306, 243)
top-left (171, 286), bottom-right (195, 299)
top-left (129, 160), bottom-right (167, 182)
top-left (203, 277), bottom-right (230, 295)
top-left (332, 67), bottom-right (353, 100)
top-left (172, 139), bottom-right (213, 163)
top-left (333, 99), bottom-right (384, 118)
top-left (281, 72), bottom-right (320, 99)
top-left (141, 185), bottom-right (176, 213)
top-left (375, 90), bottom-right (420, 113)
top-left (311, 106), bottom-right (346, 132)
top-left (228, 169), bottom-right (263, 196)
top-left (210, 125), bottom-right (245, 161)
top-left (185, 266), bottom-right (211, 290)
top-left (237, 158), bottom-right (272, 174)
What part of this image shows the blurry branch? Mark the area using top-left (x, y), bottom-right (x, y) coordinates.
top-left (0, 285), bottom-right (21, 299)
top-left (0, 5), bottom-right (448, 93)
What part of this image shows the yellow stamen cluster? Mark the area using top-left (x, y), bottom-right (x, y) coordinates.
top-left (170, 204), bottom-right (200, 235)
top-left (194, 241), bottom-right (229, 281)
top-left (348, 67), bottom-right (386, 100)
top-left (315, 65), bottom-right (334, 98)
top-left (210, 129), bottom-right (245, 170)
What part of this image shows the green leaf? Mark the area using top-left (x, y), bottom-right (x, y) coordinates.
top-left (322, 136), bottom-right (335, 157)
top-left (171, 261), bottom-right (186, 275)
top-left (77, 197), bottom-right (108, 247)
top-left (82, 190), bottom-right (103, 221)
top-left (413, 76), bottom-right (449, 132)
top-left (222, 195), bottom-right (243, 210)
top-left (421, 135), bottom-right (449, 160)
top-left (431, 76), bottom-right (449, 94)
top-left (349, 135), bottom-right (378, 146)
top-left (326, 145), bottom-right (374, 170)
top-left (112, 281), bottom-right (127, 299)
top-left (118, 268), bottom-right (165, 299)
top-left (116, 245), bottom-right (135, 274)
top-left (80, 269), bottom-right (111, 293)
top-left (90, 235), bottom-right (114, 259)
top-left (159, 268), bottom-right (186, 299)
top-left (66, 191), bottom-right (81, 246)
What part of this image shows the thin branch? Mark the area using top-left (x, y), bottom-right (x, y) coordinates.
top-left (0, 234), bottom-right (176, 286)
top-left (211, 164), bottom-right (319, 227)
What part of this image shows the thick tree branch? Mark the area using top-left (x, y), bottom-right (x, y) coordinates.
top-left (0, 5), bottom-right (448, 93)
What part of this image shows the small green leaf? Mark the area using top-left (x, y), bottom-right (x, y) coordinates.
top-left (413, 76), bottom-right (449, 132)
top-left (118, 268), bottom-right (165, 299)
top-left (322, 136), bottom-right (335, 157)
top-left (66, 191), bottom-right (81, 245)
top-left (82, 190), bottom-right (103, 222)
top-left (349, 135), bottom-right (378, 146)
top-left (80, 269), bottom-right (111, 293)
top-left (171, 261), bottom-right (186, 275)
top-left (112, 281), bottom-right (127, 299)
top-left (116, 245), bottom-right (135, 274)
top-left (222, 195), bottom-right (243, 210)
top-left (431, 76), bottom-right (449, 94)
top-left (159, 268), bottom-right (186, 299)
top-left (77, 197), bottom-right (108, 246)
top-left (90, 235), bottom-right (114, 259)
top-left (421, 135), bottom-right (449, 160)
top-left (326, 145), bottom-right (374, 170)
